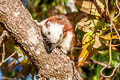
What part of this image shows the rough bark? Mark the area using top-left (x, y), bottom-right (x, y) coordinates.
top-left (0, 0), bottom-right (83, 80)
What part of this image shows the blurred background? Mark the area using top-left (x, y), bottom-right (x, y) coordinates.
top-left (0, 0), bottom-right (120, 80)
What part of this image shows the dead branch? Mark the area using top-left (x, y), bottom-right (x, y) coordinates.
top-left (2, 43), bottom-right (5, 62)
top-left (100, 63), bottom-right (120, 78)
top-left (90, 59), bottom-right (112, 68)
top-left (0, 51), bottom-right (16, 66)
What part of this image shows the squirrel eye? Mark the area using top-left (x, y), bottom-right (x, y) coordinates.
top-left (47, 22), bottom-right (50, 26)
top-left (48, 32), bottom-right (50, 35)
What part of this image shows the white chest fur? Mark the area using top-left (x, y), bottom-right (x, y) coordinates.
top-left (60, 32), bottom-right (73, 51)
top-left (39, 15), bottom-right (75, 53)
top-left (40, 20), bottom-right (64, 44)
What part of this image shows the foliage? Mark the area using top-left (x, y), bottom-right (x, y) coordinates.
top-left (0, 0), bottom-right (120, 80)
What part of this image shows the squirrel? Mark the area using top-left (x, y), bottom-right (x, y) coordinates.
top-left (38, 15), bottom-right (75, 55)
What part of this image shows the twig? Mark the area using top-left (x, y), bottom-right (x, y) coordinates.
top-left (90, 59), bottom-right (112, 68)
top-left (0, 51), bottom-right (16, 66)
top-left (0, 30), bottom-right (9, 46)
top-left (113, 0), bottom-right (120, 20)
top-left (100, 63), bottom-right (120, 78)
top-left (99, 0), bottom-right (120, 78)
top-left (112, 24), bottom-right (120, 40)
top-left (111, 0), bottom-right (120, 40)
top-left (105, 0), bottom-right (109, 16)
top-left (111, 44), bottom-right (120, 46)
top-left (1, 76), bottom-right (13, 80)
top-left (108, 25), bottom-right (112, 65)
top-left (103, 41), bottom-right (120, 53)
top-left (87, 59), bottom-right (120, 78)
top-left (2, 43), bottom-right (5, 62)
top-left (108, 0), bottom-right (120, 40)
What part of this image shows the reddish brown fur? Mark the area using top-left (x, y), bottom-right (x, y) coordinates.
top-left (45, 15), bottom-right (75, 52)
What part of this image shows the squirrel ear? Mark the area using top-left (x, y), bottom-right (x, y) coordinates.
top-left (47, 21), bottom-right (51, 27)
top-left (39, 19), bottom-right (48, 26)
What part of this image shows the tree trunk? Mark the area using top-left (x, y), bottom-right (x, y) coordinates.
top-left (0, 0), bottom-right (83, 79)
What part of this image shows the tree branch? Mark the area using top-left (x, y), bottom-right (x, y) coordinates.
top-left (0, 0), bottom-right (82, 79)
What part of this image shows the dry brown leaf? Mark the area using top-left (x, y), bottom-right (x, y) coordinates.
top-left (75, 0), bottom-right (100, 16)
top-left (76, 17), bottom-right (98, 32)
top-left (94, 0), bottom-right (105, 14)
